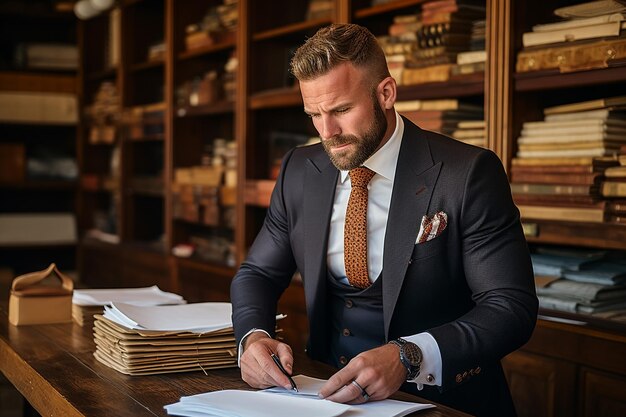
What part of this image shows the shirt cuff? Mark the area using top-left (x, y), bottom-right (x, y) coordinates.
top-left (403, 332), bottom-right (442, 390)
top-left (237, 328), bottom-right (271, 367)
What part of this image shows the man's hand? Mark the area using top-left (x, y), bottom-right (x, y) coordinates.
top-left (319, 343), bottom-right (406, 404)
top-left (239, 332), bottom-right (295, 390)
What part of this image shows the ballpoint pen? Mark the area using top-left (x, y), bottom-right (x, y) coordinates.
top-left (270, 353), bottom-right (298, 392)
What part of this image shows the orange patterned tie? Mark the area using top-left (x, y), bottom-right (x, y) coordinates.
top-left (344, 167), bottom-right (375, 289)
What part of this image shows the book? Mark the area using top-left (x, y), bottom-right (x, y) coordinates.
top-left (511, 156), bottom-right (618, 166)
top-left (537, 279), bottom-right (626, 302)
top-left (456, 49), bottom-right (486, 64)
top-left (522, 118), bottom-right (626, 130)
top-left (518, 141), bottom-right (625, 152)
top-left (517, 148), bottom-right (619, 158)
top-left (605, 166), bottom-right (626, 177)
top-left (516, 37), bottom-right (626, 73)
top-left (518, 133), bottom-right (626, 145)
top-left (510, 160), bottom-right (617, 173)
top-left (510, 172), bottom-right (602, 185)
top-left (602, 181), bottom-right (626, 196)
top-left (395, 99), bottom-right (483, 112)
top-left (544, 108), bottom-right (626, 122)
top-left (522, 20), bottom-right (623, 47)
top-left (544, 96), bottom-right (626, 115)
top-left (517, 204), bottom-right (606, 222)
top-left (513, 194), bottom-right (600, 207)
top-left (532, 12), bottom-right (625, 32)
top-left (564, 261), bottom-right (626, 285)
top-left (554, 0), bottom-right (626, 19)
top-left (511, 183), bottom-right (598, 196)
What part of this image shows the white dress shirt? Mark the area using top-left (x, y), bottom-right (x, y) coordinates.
top-left (327, 112), bottom-right (442, 389)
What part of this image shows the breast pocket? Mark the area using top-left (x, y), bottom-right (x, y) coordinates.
top-left (411, 229), bottom-right (448, 261)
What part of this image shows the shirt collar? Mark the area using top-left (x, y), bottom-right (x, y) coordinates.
top-left (340, 111), bottom-right (404, 183)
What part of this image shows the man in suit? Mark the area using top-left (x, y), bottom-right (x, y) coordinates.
top-left (230, 23), bottom-right (537, 417)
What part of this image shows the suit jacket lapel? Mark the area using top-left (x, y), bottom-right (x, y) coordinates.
top-left (383, 120), bottom-right (442, 338)
top-left (303, 151), bottom-right (338, 357)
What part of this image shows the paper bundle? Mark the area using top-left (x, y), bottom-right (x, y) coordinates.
top-left (93, 302), bottom-right (238, 376)
top-left (165, 375), bottom-right (435, 417)
top-left (72, 285), bottom-right (186, 327)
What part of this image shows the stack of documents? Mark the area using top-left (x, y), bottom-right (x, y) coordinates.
top-left (165, 375), bottom-right (434, 417)
top-left (93, 302), bottom-right (240, 375)
top-left (72, 285), bottom-right (186, 327)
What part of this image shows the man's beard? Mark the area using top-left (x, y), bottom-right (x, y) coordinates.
top-left (322, 98), bottom-right (388, 171)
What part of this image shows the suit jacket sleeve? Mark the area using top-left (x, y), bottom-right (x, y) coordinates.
top-left (230, 148), bottom-right (298, 344)
top-left (427, 149), bottom-right (538, 390)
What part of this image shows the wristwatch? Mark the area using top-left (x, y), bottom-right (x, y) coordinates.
top-left (389, 338), bottom-right (422, 380)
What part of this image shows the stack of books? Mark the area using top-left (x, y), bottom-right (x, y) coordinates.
top-left (378, 0), bottom-right (486, 85)
top-left (395, 98), bottom-right (484, 139)
top-left (531, 247), bottom-right (626, 317)
top-left (93, 302), bottom-right (238, 376)
top-left (601, 148), bottom-right (626, 204)
top-left (72, 285), bottom-right (186, 327)
top-left (512, 96), bottom-right (626, 223)
top-left (517, 0), bottom-right (626, 73)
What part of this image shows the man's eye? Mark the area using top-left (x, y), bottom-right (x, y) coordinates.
top-left (307, 113), bottom-right (320, 119)
top-left (336, 108), bottom-right (349, 114)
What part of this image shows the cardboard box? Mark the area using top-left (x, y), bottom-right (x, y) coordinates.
top-left (8, 263), bottom-right (73, 326)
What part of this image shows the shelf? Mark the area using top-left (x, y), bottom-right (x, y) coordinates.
top-left (175, 256), bottom-right (236, 278)
top-left (249, 87), bottom-right (302, 109)
top-left (130, 59), bottom-right (164, 73)
top-left (176, 101), bottom-right (235, 117)
top-left (538, 309), bottom-right (626, 336)
top-left (127, 134), bottom-right (165, 142)
top-left (354, 0), bottom-right (425, 19)
top-left (0, 181), bottom-right (77, 190)
top-left (523, 220), bottom-right (626, 251)
top-left (178, 39), bottom-right (236, 61)
top-left (514, 60), bottom-right (626, 92)
top-left (252, 17), bottom-right (332, 42)
top-left (396, 73), bottom-right (485, 101)
top-left (86, 67), bottom-right (118, 82)
top-left (0, 71), bottom-right (76, 94)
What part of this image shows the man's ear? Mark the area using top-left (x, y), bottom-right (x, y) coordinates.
top-left (377, 76), bottom-right (397, 110)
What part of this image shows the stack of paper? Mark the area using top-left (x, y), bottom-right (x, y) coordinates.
top-left (165, 375), bottom-right (434, 417)
top-left (93, 302), bottom-right (240, 376)
top-left (72, 285), bottom-right (186, 327)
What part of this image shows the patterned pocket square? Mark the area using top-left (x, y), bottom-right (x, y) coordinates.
top-left (416, 211), bottom-right (448, 244)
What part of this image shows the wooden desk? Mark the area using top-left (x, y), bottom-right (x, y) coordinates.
top-left (0, 306), bottom-right (469, 417)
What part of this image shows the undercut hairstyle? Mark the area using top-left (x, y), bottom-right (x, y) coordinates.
top-left (290, 24), bottom-right (390, 86)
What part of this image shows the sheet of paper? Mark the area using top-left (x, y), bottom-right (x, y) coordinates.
top-left (264, 375), bottom-right (435, 417)
top-left (165, 375), bottom-right (435, 417)
top-left (164, 389), bottom-right (351, 417)
top-left (104, 302), bottom-right (233, 333)
top-left (73, 285), bottom-right (185, 306)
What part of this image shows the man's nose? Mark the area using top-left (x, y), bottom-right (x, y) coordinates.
top-left (319, 116), bottom-right (341, 140)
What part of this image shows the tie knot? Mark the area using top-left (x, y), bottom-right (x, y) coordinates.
top-left (349, 167), bottom-right (375, 188)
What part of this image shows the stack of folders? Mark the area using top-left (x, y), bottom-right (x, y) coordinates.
top-left (531, 247), bottom-right (626, 318)
top-left (93, 302), bottom-right (285, 376)
top-left (94, 302), bottom-right (235, 375)
top-left (165, 375), bottom-right (434, 417)
top-left (72, 285), bottom-right (186, 327)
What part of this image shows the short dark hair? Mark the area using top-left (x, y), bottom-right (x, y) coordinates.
top-left (290, 24), bottom-right (390, 85)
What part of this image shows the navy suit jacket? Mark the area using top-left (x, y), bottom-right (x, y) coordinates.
top-left (231, 118), bottom-right (538, 416)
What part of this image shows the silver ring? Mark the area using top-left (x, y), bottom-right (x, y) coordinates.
top-left (351, 380), bottom-right (370, 401)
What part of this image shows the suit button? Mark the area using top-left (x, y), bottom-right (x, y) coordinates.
top-left (345, 299), bottom-right (353, 308)
top-left (339, 356), bottom-right (348, 366)
top-left (455, 374), bottom-right (462, 383)
top-left (475, 366), bottom-right (481, 374)
top-left (342, 328), bottom-right (351, 337)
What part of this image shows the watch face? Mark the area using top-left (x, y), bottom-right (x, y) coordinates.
top-left (404, 343), bottom-right (422, 367)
